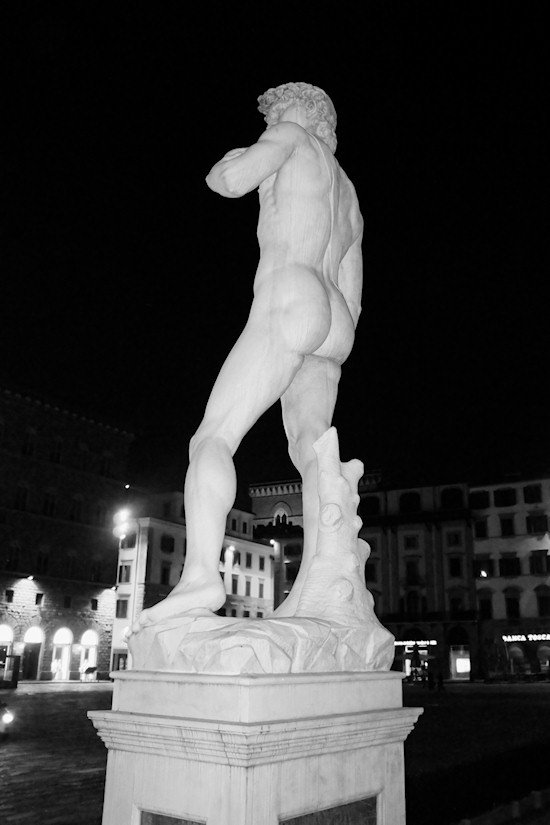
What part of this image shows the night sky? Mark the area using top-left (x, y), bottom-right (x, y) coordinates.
top-left (2, 4), bottom-right (548, 497)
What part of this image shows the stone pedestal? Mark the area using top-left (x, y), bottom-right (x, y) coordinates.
top-left (89, 670), bottom-right (422, 825)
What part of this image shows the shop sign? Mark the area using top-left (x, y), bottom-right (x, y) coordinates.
top-left (502, 633), bottom-right (550, 643)
top-left (394, 639), bottom-right (437, 646)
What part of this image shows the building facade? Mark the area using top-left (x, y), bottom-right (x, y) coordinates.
top-left (0, 389), bottom-right (133, 681)
top-left (111, 491), bottom-right (275, 670)
top-left (470, 477), bottom-right (550, 679)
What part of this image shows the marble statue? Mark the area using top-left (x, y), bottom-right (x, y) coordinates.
top-left (129, 82), bottom-right (393, 673)
top-left (132, 81), bottom-right (363, 629)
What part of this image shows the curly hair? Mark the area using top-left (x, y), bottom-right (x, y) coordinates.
top-left (257, 82), bottom-right (337, 153)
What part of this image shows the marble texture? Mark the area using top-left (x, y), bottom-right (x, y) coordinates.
top-left (89, 671), bottom-right (423, 825)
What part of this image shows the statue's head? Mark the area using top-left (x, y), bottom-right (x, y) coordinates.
top-left (257, 82), bottom-right (337, 153)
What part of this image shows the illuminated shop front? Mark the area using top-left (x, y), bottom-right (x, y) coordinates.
top-left (501, 632), bottom-right (550, 676)
top-left (394, 639), bottom-right (438, 679)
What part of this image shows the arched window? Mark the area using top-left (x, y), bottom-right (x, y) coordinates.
top-left (399, 492), bottom-right (421, 514)
top-left (24, 626), bottom-right (44, 643)
top-left (508, 644), bottom-right (525, 675)
top-left (537, 644), bottom-right (550, 673)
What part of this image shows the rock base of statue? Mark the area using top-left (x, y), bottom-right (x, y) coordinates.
top-left (89, 669), bottom-right (423, 825)
top-left (128, 427), bottom-right (395, 676)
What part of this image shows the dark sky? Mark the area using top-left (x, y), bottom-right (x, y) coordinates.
top-left (1, 4), bottom-right (548, 495)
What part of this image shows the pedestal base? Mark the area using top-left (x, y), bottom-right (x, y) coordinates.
top-left (89, 670), bottom-right (422, 825)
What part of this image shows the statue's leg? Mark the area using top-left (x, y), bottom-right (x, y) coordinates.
top-left (275, 355), bottom-right (341, 617)
top-left (132, 312), bottom-right (306, 629)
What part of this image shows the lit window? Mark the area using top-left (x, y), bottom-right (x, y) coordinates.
top-left (118, 564), bottom-right (131, 584)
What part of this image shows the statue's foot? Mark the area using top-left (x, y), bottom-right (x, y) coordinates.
top-left (130, 573), bottom-right (226, 634)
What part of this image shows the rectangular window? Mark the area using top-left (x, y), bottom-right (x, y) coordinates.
top-left (505, 595), bottom-right (520, 619)
top-left (243, 610), bottom-right (250, 618)
top-left (526, 514), bottom-right (548, 535)
top-left (500, 516), bottom-right (515, 537)
top-left (243, 522), bottom-right (247, 534)
top-left (479, 597), bottom-right (493, 620)
top-left (231, 519), bottom-right (237, 530)
top-left (257, 611), bottom-right (263, 618)
top-left (91, 598), bottom-right (98, 611)
top-left (258, 582), bottom-right (264, 598)
top-left (5, 589), bottom-right (14, 603)
top-left (403, 535), bottom-right (419, 550)
top-left (160, 534), bottom-right (175, 553)
top-left (469, 490), bottom-right (490, 509)
top-left (116, 599), bottom-right (129, 619)
top-left (523, 484), bottom-right (542, 504)
top-left (231, 575), bottom-right (239, 595)
top-left (529, 550), bottom-right (550, 575)
top-left (473, 557), bottom-right (494, 578)
top-left (259, 556), bottom-right (265, 571)
top-left (474, 519), bottom-right (488, 539)
top-left (494, 488), bottom-right (517, 507)
top-left (245, 553), bottom-right (252, 568)
top-left (245, 579), bottom-right (251, 596)
top-left (405, 560), bottom-right (419, 585)
top-left (499, 555), bottom-right (521, 577)
top-left (118, 564), bottom-right (131, 583)
top-left (35, 593), bottom-right (44, 606)
top-left (446, 531), bottom-right (462, 547)
top-left (63, 595), bottom-right (72, 609)
top-left (448, 557), bottom-right (463, 578)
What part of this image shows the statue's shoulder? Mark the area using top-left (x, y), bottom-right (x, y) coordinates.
top-left (260, 121), bottom-right (309, 144)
